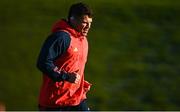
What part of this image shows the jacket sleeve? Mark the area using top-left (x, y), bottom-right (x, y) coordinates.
top-left (36, 31), bottom-right (71, 82)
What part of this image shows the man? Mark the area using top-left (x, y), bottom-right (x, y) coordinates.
top-left (36, 2), bottom-right (93, 111)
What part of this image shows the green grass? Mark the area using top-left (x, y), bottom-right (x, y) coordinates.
top-left (0, 0), bottom-right (180, 110)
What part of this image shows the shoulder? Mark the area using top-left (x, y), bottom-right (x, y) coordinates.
top-left (54, 31), bottom-right (70, 37)
top-left (53, 31), bottom-right (71, 41)
top-left (46, 31), bottom-right (71, 43)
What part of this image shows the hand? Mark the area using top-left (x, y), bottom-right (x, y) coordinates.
top-left (68, 72), bottom-right (80, 84)
top-left (67, 72), bottom-right (80, 84)
top-left (60, 70), bottom-right (80, 83)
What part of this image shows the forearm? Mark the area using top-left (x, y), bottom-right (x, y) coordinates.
top-left (36, 60), bottom-right (77, 83)
top-left (36, 60), bottom-right (62, 82)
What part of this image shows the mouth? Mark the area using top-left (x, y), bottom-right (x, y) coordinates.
top-left (82, 31), bottom-right (88, 36)
top-left (82, 30), bottom-right (87, 33)
top-left (84, 29), bottom-right (89, 33)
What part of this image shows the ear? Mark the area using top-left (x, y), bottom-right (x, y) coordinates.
top-left (69, 16), bottom-right (78, 25)
top-left (70, 16), bottom-right (75, 21)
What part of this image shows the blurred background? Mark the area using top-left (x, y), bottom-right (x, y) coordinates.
top-left (0, 0), bottom-right (180, 110)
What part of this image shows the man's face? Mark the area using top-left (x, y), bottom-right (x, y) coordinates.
top-left (73, 15), bottom-right (92, 36)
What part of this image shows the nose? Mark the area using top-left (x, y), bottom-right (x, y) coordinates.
top-left (85, 23), bottom-right (91, 29)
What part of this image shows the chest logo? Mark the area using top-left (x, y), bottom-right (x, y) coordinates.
top-left (73, 47), bottom-right (78, 52)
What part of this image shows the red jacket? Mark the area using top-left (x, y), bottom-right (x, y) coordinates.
top-left (38, 20), bottom-right (91, 107)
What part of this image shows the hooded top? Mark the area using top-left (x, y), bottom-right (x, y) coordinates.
top-left (37, 19), bottom-right (91, 107)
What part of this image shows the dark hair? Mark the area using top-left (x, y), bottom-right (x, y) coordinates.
top-left (68, 2), bottom-right (93, 20)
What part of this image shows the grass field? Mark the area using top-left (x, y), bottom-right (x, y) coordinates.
top-left (0, 0), bottom-right (180, 110)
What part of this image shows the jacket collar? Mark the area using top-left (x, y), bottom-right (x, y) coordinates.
top-left (51, 19), bottom-right (84, 38)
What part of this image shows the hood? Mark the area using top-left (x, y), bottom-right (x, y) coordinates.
top-left (51, 19), bottom-right (84, 38)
